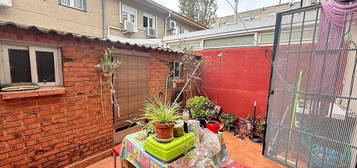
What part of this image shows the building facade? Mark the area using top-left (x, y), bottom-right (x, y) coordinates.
top-left (163, 1), bottom-right (320, 50)
top-left (214, 1), bottom-right (302, 27)
top-left (105, 0), bottom-right (207, 41)
top-left (0, 0), bottom-right (207, 40)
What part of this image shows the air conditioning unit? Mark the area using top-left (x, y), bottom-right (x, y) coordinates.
top-left (146, 27), bottom-right (157, 38)
top-left (123, 21), bottom-right (136, 34)
top-left (167, 25), bottom-right (175, 31)
top-left (0, 0), bottom-right (12, 7)
top-left (167, 20), bottom-right (177, 31)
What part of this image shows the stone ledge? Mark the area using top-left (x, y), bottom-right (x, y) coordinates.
top-left (0, 87), bottom-right (65, 100)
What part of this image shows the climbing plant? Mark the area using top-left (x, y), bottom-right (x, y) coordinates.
top-left (100, 47), bottom-right (120, 77)
top-left (98, 47), bottom-right (120, 118)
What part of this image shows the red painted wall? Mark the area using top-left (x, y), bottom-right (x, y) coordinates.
top-left (197, 47), bottom-right (272, 117)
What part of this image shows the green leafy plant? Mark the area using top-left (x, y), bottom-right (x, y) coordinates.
top-left (256, 120), bottom-right (266, 137)
top-left (246, 114), bottom-right (266, 138)
top-left (204, 101), bottom-right (221, 121)
top-left (230, 114), bottom-right (266, 140)
top-left (127, 118), bottom-right (155, 136)
top-left (181, 47), bottom-right (202, 66)
top-left (100, 47), bottom-right (120, 76)
top-left (220, 113), bottom-right (237, 131)
top-left (142, 96), bottom-right (182, 125)
top-left (186, 96), bottom-right (210, 119)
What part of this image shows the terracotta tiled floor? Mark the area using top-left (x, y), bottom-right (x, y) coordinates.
top-left (222, 132), bottom-right (285, 168)
top-left (87, 132), bottom-right (286, 168)
top-left (86, 157), bottom-right (122, 168)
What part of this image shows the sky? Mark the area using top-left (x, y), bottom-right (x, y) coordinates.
top-left (152, 0), bottom-right (300, 17)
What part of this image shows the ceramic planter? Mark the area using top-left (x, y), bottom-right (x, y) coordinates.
top-left (173, 126), bottom-right (184, 137)
top-left (154, 123), bottom-right (174, 140)
top-left (172, 82), bottom-right (177, 88)
top-left (206, 120), bottom-right (220, 133)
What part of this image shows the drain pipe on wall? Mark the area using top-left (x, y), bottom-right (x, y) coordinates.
top-left (164, 11), bottom-right (172, 37)
top-left (101, 0), bottom-right (106, 38)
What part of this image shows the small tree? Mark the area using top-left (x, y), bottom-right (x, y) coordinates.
top-left (179, 0), bottom-right (218, 27)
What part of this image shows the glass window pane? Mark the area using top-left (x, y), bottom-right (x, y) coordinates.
top-left (143, 16), bottom-right (148, 28)
top-left (74, 0), bottom-right (83, 9)
top-left (8, 49), bottom-right (32, 83)
top-left (260, 33), bottom-right (274, 43)
top-left (203, 35), bottom-right (255, 48)
top-left (36, 51), bottom-right (55, 83)
top-left (123, 13), bottom-right (128, 22)
top-left (148, 18), bottom-right (153, 28)
top-left (130, 14), bottom-right (135, 23)
top-left (61, 0), bottom-right (70, 5)
top-left (174, 61), bottom-right (182, 77)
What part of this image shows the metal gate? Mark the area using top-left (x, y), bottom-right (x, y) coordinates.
top-left (264, 3), bottom-right (357, 168)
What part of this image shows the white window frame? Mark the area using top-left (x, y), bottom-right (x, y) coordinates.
top-left (59, 0), bottom-right (86, 11)
top-left (121, 4), bottom-right (137, 25)
top-left (143, 12), bottom-right (156, 29)
top-left (0, 43), bottom-right (62, 86)
top-left (173, 60), bottom-right (182, 78)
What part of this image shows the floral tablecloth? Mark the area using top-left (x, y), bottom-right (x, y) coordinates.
top-left (118, 132), bottom-right (228, 168)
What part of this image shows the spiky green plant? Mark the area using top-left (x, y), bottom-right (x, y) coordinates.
top-left (142, 96), bottom-right (182, 125)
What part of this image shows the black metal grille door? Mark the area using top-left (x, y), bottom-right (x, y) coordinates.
top-left (264, 4), bottom-right (357, 168)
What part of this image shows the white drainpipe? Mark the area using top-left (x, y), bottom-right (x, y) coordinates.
top-left (164, 11), bottom-right (172, 37)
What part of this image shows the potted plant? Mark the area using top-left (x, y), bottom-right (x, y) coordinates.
top-left (186, 96), bottom-right (210, 127)
top-left (99, 48), bottom-right (119, 77)
top-left (246, 114), bottom-right (266, 143)
top-left (171, 78), bottom-right (178, 88)
top-left (142, 96), bottom-right (181, 142)
top-left (204, 101), bottom-right (221, 133)
top-left (219, 113), bottom-right (237, 131)
top-left (226, 114), bottom-right (266, 142)
top-left (205, 101), bottom-right (221, 121)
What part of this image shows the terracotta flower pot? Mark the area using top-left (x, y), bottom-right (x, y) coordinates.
top-left (154, 123), bottom-right (174, 139)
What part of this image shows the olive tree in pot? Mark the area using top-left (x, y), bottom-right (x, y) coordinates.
top-left (142, 96), bottom-right (181, 142)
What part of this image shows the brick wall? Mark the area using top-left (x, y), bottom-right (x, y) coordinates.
top-left (0, 25), bottom-right (182, 168)
top-left (148, 51), bottom-right (176, 98)
top-left (148, 51), bottom-right (195, 103)
top-left (0, 25), bottom-right (114, 168)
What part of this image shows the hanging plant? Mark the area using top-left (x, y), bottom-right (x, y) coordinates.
top-left (100, 47), bottom-right (120, 77)
top-left (97, 47), bottom-right (120, 118)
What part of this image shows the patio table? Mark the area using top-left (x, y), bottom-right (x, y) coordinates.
top-left (118, 131), bottom-right (228, 168)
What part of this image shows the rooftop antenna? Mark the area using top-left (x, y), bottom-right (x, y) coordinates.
top-left (233, 0), bottom-right (239, 24)
top-left (225, 0), bottom-right (239, 24)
